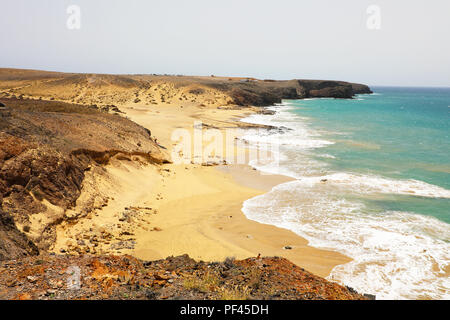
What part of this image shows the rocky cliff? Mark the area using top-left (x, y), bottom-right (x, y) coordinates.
top-left (223, 79), bottom-right (372, 106)
top-left (0, 97), bottom-right (168, 258)
top-left (0, 207), bottom-right (39, 261)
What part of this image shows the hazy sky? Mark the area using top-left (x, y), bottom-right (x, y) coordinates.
top-left (1, 0), bottom-right (449, 86)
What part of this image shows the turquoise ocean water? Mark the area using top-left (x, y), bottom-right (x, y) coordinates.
top-left (240, 87), bottom-right (450, 299)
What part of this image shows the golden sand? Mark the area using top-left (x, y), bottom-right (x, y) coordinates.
top-left (52, 100), bottom-right (350, 278)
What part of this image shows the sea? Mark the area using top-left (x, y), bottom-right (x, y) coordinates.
top-left (240, 86), bottom-right (450, 300)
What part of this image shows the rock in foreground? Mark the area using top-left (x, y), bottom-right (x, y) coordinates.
top-left (0, 254), bottom-right (368, 300)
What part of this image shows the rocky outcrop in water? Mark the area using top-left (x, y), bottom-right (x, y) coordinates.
top-left (225, 79), bottom-right (372, 106)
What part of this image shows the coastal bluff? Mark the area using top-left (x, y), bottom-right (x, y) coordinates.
top-left (0, 68), bottom-right (372, 300)
top-left (0, 68), bottom-right (371, 108)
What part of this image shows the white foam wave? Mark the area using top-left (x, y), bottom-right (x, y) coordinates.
top-left (241, 106), bottom-right (333, 151)
top-left (239, 101), bottom-right (450, 299)
top-left (317, 153), bottom-right (337, 159)
top-left (242, 182), bottom-right (450, 299)
top-left (299, 173), bottom-right (450, 199)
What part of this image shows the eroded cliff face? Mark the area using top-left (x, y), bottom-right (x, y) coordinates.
top-left (0, 98), bottom-right (168, 257)
top-left (0, 207), bottom-right (39, 261)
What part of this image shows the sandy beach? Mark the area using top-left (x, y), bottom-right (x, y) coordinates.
top-left (2, 0), bottom-right (447, 301)
top-left (52, 100), bottom-right (350, 278)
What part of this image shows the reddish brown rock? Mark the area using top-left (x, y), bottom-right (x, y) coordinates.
top-left (0, 207), bottom-right (39, 261)
top-left (0, 254), bottom-right (369, 300)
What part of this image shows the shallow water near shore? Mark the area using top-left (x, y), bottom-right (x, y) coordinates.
top-left (240, 87), bottom-right (450, 299)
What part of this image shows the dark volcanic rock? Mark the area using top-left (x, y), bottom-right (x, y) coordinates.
top-left (0, 206), bottom-right (39, 261)
top-left (257, 109), bottom-right (276, 115)
top-left (223, 79), bottom-right (371, 106)
top-left (298, 80), bottom-right (353, 98)
top-left (309, 85), bottom-right (353, 98)
top-left (0, 134), bottom-right (87, 254)
top-left (351, 83), bottom-right (373, 94)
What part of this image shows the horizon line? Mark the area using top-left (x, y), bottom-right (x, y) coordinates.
top-left (1, 66), bottom-right (449, 89)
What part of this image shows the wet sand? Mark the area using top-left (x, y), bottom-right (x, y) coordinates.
top-left (53, 102), bottom-right (351, 278)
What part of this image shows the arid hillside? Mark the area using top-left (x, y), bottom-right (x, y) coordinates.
top-left (0, 68), bottom-right (372, 108)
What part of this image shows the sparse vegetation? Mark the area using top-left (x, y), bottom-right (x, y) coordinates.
top-left (218, 285), bottom-right (251, 300)
top-left (183, 271), bottom-right (221, 293)
top-left (0, 254), bottom-right (370, 300)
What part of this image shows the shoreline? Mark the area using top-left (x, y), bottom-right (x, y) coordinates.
top-left (213, 164), bottom-right (352, 277)
top-left (51, 101), bottom-right (351, 278)
top-left (239, 96), bottom-right (450, 300)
